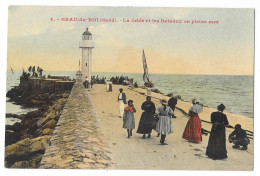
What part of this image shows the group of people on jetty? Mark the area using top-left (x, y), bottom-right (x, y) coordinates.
top-left (83, 75), bottom-right (132, 89)
top-left (117, 88), bottom-right (250, 160)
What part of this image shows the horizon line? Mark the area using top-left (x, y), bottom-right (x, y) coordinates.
top-left (7, 69), bottom-right (254, 76)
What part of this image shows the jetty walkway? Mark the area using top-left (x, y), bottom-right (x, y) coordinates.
top-left (39, 83), bottom-right (253, 170)
top-left (39, 83), bottom-right (112, 169)
top-left (88, 84), bottom-right (253, 170)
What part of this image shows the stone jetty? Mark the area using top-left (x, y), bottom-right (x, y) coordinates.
top-left (5, 79), bottom-right (253, 170)
top-left (39, 83), bottom-right (112, 169)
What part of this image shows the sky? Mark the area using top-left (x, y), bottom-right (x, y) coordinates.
top-left (7, 6), bottom-right (254, 75)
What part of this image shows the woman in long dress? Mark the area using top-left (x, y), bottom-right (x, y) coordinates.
top-left (137, 96), bottom-right (156, 139)
top-left (182, 99), bottom-right (202, 143)
top-left (155, 99), bottom-right (174, 145)
top-left (206, 104), bottom-right (229, 160)
top-left (123, 100), bottom-right (136, 138)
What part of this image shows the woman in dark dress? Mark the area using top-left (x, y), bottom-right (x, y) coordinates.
top-left (206, 104), bottom-right (229, 160)
top-left (137, 96), bottom-right (156, 139)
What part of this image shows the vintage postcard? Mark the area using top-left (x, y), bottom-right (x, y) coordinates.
top-left (3, 6), bottom-right (254, 170)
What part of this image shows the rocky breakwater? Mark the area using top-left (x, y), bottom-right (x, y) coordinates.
top-left (5, 75), bottom-right (73, 168)
top-left (39, 83), bottom-right (112, 169)
top-left (5, 94), bottom-right (68, 168)
top-left (5, 95), bottom-right (69, 168)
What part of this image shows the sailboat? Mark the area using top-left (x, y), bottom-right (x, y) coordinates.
top-left (142, 50), bottom-right (154, 88)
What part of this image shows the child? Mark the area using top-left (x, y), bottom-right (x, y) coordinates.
top-left (229, 124), bottom-right (250, 150)
top-left (123, 100), bottom-right (136, 138)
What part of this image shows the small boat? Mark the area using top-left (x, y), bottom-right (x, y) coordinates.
top-left (142, 50), bottom-right (154, 88)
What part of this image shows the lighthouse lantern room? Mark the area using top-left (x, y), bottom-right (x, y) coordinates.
top-left (79, 28), bottom-right (94, 81)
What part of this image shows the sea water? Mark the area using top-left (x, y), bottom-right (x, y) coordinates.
top-left (5, 71), bottom-right (254, 125)
top-left (92, 72), bottom-right (254, 118)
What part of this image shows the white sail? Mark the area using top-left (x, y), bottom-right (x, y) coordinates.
top-left (142, 50), bottom-right (150, 83)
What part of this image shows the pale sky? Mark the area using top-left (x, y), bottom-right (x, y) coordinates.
top-left (7, 6), bottom-right (254, 75)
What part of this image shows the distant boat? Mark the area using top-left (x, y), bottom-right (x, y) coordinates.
top-left (142, 50), bottom-right (154, 88)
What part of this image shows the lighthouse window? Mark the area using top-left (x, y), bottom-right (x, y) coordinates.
top-left (86, 63), bottom-right (88, 66)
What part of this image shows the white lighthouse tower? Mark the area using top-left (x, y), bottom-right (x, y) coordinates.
top-left (79, 28), bottom-right (94, 81)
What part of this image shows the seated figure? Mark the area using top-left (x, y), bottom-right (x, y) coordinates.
top-left (229, 124), bottom-right (250, 150)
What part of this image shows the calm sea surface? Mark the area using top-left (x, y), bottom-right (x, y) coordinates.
top-left (5, 71), bottom-right (254, 125)
top-left (92, 72), bottom-right (254, 118)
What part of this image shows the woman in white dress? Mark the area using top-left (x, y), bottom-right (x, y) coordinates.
top-left (155, 99), bottom-right (174, 145)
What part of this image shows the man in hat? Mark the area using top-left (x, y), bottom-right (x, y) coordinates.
top-left (229, 124), bottom-right (250, 150)
top-left (118, 88), bottom-right (127, 118)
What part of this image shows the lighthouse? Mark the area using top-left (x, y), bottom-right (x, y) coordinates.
top-left (79, 28), bottom-right (94, 81)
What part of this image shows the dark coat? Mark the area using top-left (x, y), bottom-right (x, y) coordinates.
top-left (137, 101), bottom-right (156, 134)
top-left (229, 128), bottom-right (248, 140)
top-left (206, 111), bottom-right (229, 159)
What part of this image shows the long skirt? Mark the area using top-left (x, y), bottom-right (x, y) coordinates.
top-left (182, 115), bottom-right (202, 142)
top-left (137, 112), bottom-right (154, 134)
top-left (106, 83), bottom-right (109, 91)
top-left (123, 111), bottom-right (135, 129)
top-left (206, 125), bottom-right (227, 159)
top-left (155, 116), bottom-right (173, 135)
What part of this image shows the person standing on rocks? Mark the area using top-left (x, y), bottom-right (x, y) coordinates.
top-left (182, 98), bottom-right (202, 143)
top-left (123, 100), bottom-right (136, 138)
top-left (137, 96), bottom-right (156, 139)
top-left (155, 99), bottom-right (174, 145)
top-left (206, 103), bottom-right (229, 160)
top-left (117, 88), bottom-right (127, 118)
